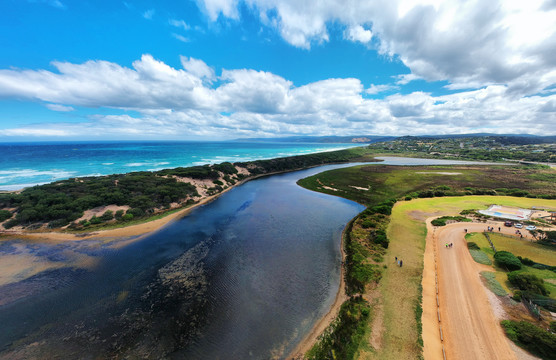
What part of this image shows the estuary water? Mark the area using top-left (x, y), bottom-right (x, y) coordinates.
top-left (0, 163), bottom-right (365, 359)
top-left (0, 157), bottom-right (500, 359)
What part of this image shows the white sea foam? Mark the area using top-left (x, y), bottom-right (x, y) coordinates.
top-left (0, 182), bottom-right (50, 191)
top-left (0, 169), bottom-right (76, 181)
top-left (125, 161), bottom-right (170, 167)
top-left (101, 162), bottom-right (114, 165)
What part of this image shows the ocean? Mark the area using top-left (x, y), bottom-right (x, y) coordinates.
top-left (0, 141), bottom-right (361, 191)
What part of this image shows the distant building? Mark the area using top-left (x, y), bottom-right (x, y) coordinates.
top-left (478, 205), bottom-right (533, 221)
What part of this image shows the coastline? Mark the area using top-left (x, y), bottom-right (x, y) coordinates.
top-left (0, 173), bottom-right (259, 243)
top-left (0, 161), bottom-right (372, 243)
top-left (288, 217), bottom-right (355, 359)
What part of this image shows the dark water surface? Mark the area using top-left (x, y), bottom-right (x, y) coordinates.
top-left (0, 163), bottom-right (365, 359)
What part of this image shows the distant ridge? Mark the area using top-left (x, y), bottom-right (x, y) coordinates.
top-left (234, 135), bottom-right (396, 144)
top-left (235, 134), bottom-right (556, 145)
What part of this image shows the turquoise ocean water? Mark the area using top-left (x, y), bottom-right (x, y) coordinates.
top-left (0, 141), bottom-right (361, 190)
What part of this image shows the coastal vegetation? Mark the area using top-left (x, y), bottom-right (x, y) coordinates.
top-left (368, 135), bottom-right (556, 163)
top-left (501, 320), bottom-right (556, 359)
top-left (0, 147), bottom-right (376, 232)
top-left (298, 162), bottom-right (556, 359)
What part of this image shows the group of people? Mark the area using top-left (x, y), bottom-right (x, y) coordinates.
top-left (486, 226), bottom-right (501, 232)
top-left (445, 242), bottom-right (453, 248)
top-left (395, 256), bottom-right (403, 267)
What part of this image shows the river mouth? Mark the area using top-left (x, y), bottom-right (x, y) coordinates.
top-left (0, 164), bottom-right (365, 359)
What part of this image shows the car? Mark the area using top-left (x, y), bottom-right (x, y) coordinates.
top-left (504, 221), bottom-right (513, 227)
top-left (514, 223), bottom-right (523, 229)
top-left (525, 225), bottom-right (536, 231)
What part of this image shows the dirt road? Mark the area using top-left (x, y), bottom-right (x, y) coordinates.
top-left (425, 222), bottom-right (518, 360)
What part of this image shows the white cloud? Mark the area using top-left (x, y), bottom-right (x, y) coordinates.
top-left (344, 25), bottom-right (372, 44)
top-left (169, 19), bottom-right (190, 30)
top-left (143, 9), bottom-right (155, 20)
top-left (180, 56), bottom-right (215, 82)
top-left (45, 103), bottom-right (74, 112)
top-left (395, 73), bottom-right (421, 85)
top-left (0, 54), bottom-right (555, 138)
top-left (198, 0), bottom-right (240, 21)
top-left (29, 0), bottom-right (65, 9)
top-left (2, 128), bottom-right (73, 137)
top-left (172, 33), bottom-right (189, 43)
top-left (196, 0), bottom-right (556, 94)
top-left (366, 84), bottom-right (398, 95)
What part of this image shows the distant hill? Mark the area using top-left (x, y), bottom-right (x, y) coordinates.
top-left (235, 134), bottom-right (556, 145)
top-left (234, 135), bottom-right (396, 144)
top-left (397, 134), bottom-right (556, 145)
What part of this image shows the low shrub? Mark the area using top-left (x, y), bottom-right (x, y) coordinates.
top-left (89, 216), bottom-right (102, 225)
top-left (494, 251), bottom-right (522, 271)
top-left (122, 213), bottom-right (134, 221)
top-left (517, 256), bottom-right (535, 266)
top-left (501, 320), bottom-right (556, 359)
top-left (467, 242), bottom-right (480, 250)
top-left (431, 216), bottom-right (472, 227)
top-left (371, 229), bottom-right (389, 248)
top-left (307, 296), bottom-right (371, 360)
top-left (480, 272), bottom-right (507, 296)
top-left (469, 250), bottom-right (492, 265)
top-left (508, 272), bottom-right (549, 296)
top-left (48, 218), bottom-right (68, 228)
top-left (0, 209), bottom-right (12, 222)
top-left (100, 210), bottom-right (114, 221)
top-left (2, 218), bottom-right (19, 229)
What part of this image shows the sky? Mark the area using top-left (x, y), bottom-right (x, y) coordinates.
top-left (0, 0), bottom-right (555, 141)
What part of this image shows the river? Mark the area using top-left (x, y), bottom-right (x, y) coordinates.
top-left (0, 158), bottom-right (498, 359)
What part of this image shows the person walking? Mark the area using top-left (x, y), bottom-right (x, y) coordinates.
top-left (400, 260), bottom-right (403, 267)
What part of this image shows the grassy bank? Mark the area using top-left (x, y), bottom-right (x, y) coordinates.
top-left (298, 160), bottom-right (556, 359)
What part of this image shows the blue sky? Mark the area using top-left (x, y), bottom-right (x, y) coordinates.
top-left (1, 0), bottom-right (555, 140)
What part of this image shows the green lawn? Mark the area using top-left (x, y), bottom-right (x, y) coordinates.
top-left (487, 233), bottom-right (556, 266)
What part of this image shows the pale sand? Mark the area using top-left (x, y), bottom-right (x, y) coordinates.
top-left (423, 220), bottom-right (521, 360)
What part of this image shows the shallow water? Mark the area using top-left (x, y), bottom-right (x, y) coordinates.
top-left (0, 163), bottom-right (365, 359)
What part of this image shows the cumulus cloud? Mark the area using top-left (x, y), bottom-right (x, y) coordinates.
top-left (366, 84), bottom-right (398, 95)
top-left (196, 0), bottom-right (556, 94)
top-left (180, 56), bottom-right (215, 82)
top-left (0, 55), bottom-right (555, 138)
top-left (344, 25), bottom-right (372, 44)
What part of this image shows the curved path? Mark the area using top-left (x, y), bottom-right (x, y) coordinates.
top-left (424, 221), bottom-right (518, 360)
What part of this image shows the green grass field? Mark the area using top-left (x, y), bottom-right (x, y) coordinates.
top-left (488, 233), bottom-right (556, 266)
top-left (373, 196), bottom-right (556, 360)
top-left (464, 231), bottom-right (556, 299)
top-left (297, 161), bottom-right (556, 360)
